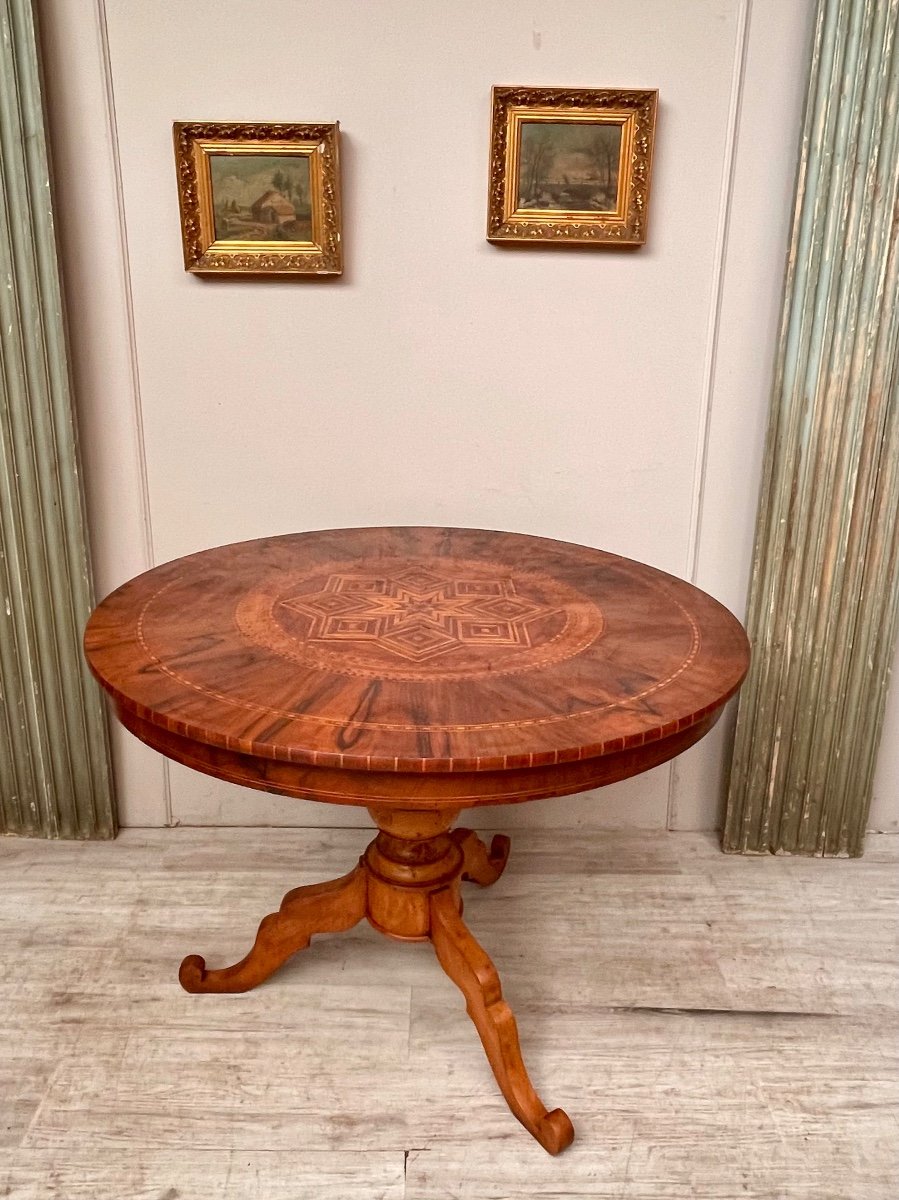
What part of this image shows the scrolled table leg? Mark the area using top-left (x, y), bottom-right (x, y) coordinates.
top-left (428, 886), bottom-right (574, 1155)
top-left (179, 865), bottom-right (367, 994)
top-left (450, 828), bottom-right (511, 886)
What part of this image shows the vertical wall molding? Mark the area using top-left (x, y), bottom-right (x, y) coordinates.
top-left (684, 0), bottom-right (752, 587)
top-left (0, 0), bottom-right (115, 837)
top-left (725, 0), bottom-right (899, 856)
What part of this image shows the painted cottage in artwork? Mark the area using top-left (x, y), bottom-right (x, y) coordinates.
top-left (251, 189), bottom-right (296, 227)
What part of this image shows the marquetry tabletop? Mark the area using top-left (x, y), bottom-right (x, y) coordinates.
top-left (84, 526), bottom-right (748, 805)
top-left (84, 526), bottom-right (750, 1155)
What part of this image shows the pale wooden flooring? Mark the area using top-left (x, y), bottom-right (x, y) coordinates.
top-left (1, 826), bottom-right (897, 1199)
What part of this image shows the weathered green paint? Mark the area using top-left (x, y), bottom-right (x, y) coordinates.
top-left (0, 0), bottom-right (115, 837)
top-left (725, 0), bottom-right (899, 856)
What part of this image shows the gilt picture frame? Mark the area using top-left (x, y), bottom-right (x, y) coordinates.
top-left (173, 121), bottom-right (342, 275)
top-left (487, 87), bottom-right (658, 246)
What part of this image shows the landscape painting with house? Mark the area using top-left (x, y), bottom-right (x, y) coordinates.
top-left (517, 121), bottom-right (622, 213)
top-left (210, 153), bottom-right (313, 242)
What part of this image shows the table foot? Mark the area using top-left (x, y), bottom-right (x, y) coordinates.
top-left (429, 886), bottom-right (574, 1155)
top-left (451, 828), bottom-right (511, 886)
top-left (179, 865), bottom-right (367, 994)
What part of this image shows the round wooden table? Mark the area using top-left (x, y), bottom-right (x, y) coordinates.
top-left (84, 526), bottom-right (749, 1154)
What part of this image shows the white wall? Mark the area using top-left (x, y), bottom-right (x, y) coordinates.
top-left (872, 668), bottom-right (899, 833)
top-left (41, 0), bottom-right (818, 831)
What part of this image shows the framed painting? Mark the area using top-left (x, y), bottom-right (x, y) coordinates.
top-left (487, 87), bottom-right (658, 246)
top-left (173, 121), bottom-right (342, 275)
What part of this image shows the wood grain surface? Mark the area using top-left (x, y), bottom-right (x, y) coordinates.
top-left (84, 527), bottom-right (749, 808)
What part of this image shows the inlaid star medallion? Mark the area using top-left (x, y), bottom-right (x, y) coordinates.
top-left (235, 555), bottom-right (605, 682)
top-left (279, 567), bottom-right (553, 663)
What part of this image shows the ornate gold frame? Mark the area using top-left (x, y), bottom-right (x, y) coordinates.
top-left (487, 87), bottom-right (658, 246)
top-left (173, 121), bottom-right (342, 275)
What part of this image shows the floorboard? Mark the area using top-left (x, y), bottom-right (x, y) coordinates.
top-left (1, 827), bottom-right (896, 1198)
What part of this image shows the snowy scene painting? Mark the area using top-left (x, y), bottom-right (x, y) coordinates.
top-left (487, 88), bottom-right (657, 246)
top-left (517, 122), bottom-right (622, 213)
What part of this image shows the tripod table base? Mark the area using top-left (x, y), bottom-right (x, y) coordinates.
top-left (178, 808), bottom-right (574, 1156)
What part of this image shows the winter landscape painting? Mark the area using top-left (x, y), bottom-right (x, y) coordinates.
top-left (517, 121), bottom-right (622, 213)
top-left (487, 88), bottom-right (658, 246)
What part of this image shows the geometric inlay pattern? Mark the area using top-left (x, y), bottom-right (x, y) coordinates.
top-left (280, 567), bottom-right (554, 663)
top-left (232, 554), bottom-right (608, 684)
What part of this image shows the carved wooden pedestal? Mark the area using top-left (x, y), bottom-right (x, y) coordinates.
top-left (179, 809), bottom-right (574, 1155)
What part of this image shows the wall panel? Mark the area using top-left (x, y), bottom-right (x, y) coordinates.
top-left (41, 0), bottom-right (829, 830)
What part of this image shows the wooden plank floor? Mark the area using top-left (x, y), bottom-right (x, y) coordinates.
top-left (0, 827), bottom-right (896, 1199)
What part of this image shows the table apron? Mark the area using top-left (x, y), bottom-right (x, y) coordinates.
top-left (113, 705), bottom-right (721, 810)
